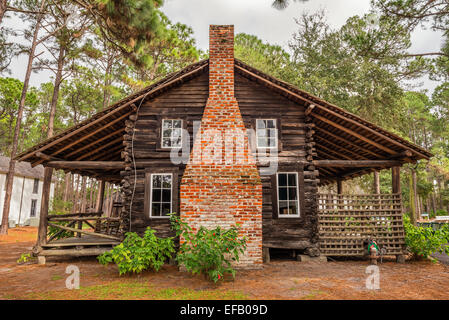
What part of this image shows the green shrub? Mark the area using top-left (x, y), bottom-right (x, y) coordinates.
top-left (403, 215), bottom-right (449, 259)
top-left (98, 227), bottom-right (175, 275)
top-left (435, 209), bottom-right (448, 216)
top-left (170, 214), bottom-right (247, 283)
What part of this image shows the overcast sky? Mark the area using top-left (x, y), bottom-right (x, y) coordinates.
top-left (3, 0), bottom-right (444, 93)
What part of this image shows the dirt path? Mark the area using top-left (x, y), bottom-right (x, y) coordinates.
top-left (1, 228), bottom-right (449, 300)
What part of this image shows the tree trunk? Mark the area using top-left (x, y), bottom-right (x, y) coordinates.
top-left (63, 173), bottom-right (70, 203)
top-left (80, 176), bottom-right (87, 212)
top-left (72, 174), bottom-right (80, 213)
top-left (36, 38), bottom-right (64, 246)
top-left (0, 0), bottom-right (7, 24)
top-left (0, 2), bottom-right (45, 234)
top-left (373, 170), bottom-right (380, 193)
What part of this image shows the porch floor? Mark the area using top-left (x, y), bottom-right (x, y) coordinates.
top-left (42, 235), bottom-right (120, 248)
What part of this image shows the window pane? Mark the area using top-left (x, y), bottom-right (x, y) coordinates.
top-left (257, 138), bottom-right (267, 147)
top-left (173, 120), bottom-right (182, 128)
top-left (172, 136), bottom-right (182, 147)
top-left (267, 120), bottom-right (276, 128)
top-left (163, 120), bottom-right (171, 129)
top-left (257, 129), bottom-right (267, 137)
top-left (152, 189), bottom-right (161, 202)
top-left (162, 138), bottom-right (171, 147)
top-left (152, 175), bottom-right (161, 188)
top-left (173, 128), bottom-right (181, 137)
top-left (152, 203), bottom-right (161, 216)
top-left (162, 175), bottom-right (172, 188)
top-left (162, 189), bottom-right (171, 202)
top-left (268, 128), bottom-right (276, 139)
top-left (288, 174), bottom-right (297, 186)
top-left (289, 187), bottom-right (298, 200)
top-left (256, 119), bottom-right (265, 129)
top-left (163, 128), bottom-right (172, 137)
top-left (161, 203), bottom-right (171, 216)
top-left (278, 174), bottom-right (287, 187)
top-left (268, 138), bottom-right (276, 147)
top-left (279, 187), bottom-right (288, 201)
top-left (289, 201), bottom-right (298, 215)
top-left (279, 201), bottom-right (288, 215)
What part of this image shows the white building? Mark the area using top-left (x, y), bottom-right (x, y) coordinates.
top-left (0, 156), bottom-right (55, 227)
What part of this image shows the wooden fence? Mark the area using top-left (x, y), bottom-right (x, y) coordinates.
top-left (317, 193), bottom-right (405, 257)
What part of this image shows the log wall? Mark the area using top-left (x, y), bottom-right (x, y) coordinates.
top-left (120, 70), bottom-right (320, 252)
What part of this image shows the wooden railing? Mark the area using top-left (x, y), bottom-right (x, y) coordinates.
top-left (317, 193), bottom-right (405, 257)
top-left (47, 212), bottom-right (121, 242)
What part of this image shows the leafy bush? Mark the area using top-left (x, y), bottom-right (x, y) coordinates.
top-left (404, 215), bottom-right (449, 259)
top-left (170, 214), bottom-right (247, 283)
top-left (98, 227), bottom-right (175, 275)
top-left (435, 209), bottom-right (448, 216)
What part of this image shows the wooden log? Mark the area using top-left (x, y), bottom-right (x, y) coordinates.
top-left (37, 167), bottom-right (53, 247)
top-left (40, 247), bottom-right (115, 257)
top-left (47, 223), bottom-right (120, 240)
top-left (392, 166), bottom-right (401, 194)
top-left (312, 160), bottom-right (402, 167)
top-left (46, 161), bottom-right (125, 170)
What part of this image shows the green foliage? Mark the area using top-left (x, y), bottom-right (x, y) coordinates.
top-left (17, 253), bottom-right (32, 264)
top-left (404, 215), bottom-right (449, 259)
top-left (98, 227), bottom-right (175, 275)
top-left (170, 214), bottom-right (247, 283)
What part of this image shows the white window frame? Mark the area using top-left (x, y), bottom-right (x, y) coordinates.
top-left (149, 173), bottom-right (173, 218)
top-left (256, 119), bottom-right (278, 149)
top-left (161, 119), bottom-right (183, 149)
top-left (32, 178), bottom-right (39, 194)
top-left (276, 172), bottom-right (300, 218)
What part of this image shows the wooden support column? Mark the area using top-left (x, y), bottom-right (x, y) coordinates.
top-left (391, 166), bottom-right (405, 263)
top-left (373, 170), bottom-right (380, 194)
top-left (337, 179), bottom-right (343, 194)
top-left (392, 167), bottom-right (401, 194)
top-left (96, 180), bottom-right (106, 214)
top-left (36, 167), bottom-right (53, 259)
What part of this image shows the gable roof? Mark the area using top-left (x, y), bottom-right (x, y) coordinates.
top-left (0, 156), bottom-right (46, 179)
top-left (15, 58), bottom-right (432, 185)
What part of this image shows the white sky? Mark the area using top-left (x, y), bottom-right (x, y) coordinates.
top-left (3, 0), bottom-right (444, 93)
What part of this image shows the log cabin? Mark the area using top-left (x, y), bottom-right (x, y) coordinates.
top-left (15, 25), bottom-right (432, 266)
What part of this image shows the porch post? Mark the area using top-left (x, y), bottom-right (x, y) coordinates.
top-left (96, 179), bottom-right (106, 213)
top-left (337, 179), bottom-right (343, 194)
top-left (373, 170), bottom-right (380, 193)
top-left (392, 167), bottom-right (401, 194)
top-left (392, 166), bottom-right (405, 263)
top-left (36, 167), bottom-right (53, 264)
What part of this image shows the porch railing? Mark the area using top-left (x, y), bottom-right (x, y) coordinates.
top-left (317, 193), bottom-right (405, 257)
top-left (46, 212), bottom-right (121, 242)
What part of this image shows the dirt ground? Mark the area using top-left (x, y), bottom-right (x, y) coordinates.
top-left (1, 227), bottom-right (449, 300)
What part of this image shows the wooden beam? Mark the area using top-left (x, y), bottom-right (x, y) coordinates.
top-left (313, 160), bottom-right (403, 167)
top-left (337, 180), bottom-right (343, 194)
top-left (312, 113), bottom-right (397, 155)
top-left (314, 135), bottom-right (367, 160)
top-left (65, 127), bottom-right (126, 158)
top-left (96, 180), bottom-right (106, 213)
top-left (373, 170), bottom-right (380, 193)
top-left (76, 136), bottom-right (123, 161)
top-left (305, 104), bottom-right (315, 116)
top-left (392, 166), bottom-right (401, 194)
top-left (36, 167), bottom-right (52, 247)
top-left (315, 127), bottom-right (383, 158)
top-left (47, 223), bottom-right (120, 240)
top-left (46, 161), bottom-right (125, 170)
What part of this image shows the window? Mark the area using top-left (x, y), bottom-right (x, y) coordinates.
top-left (150, 173), bottom-right (172, 217)
top-left (161, 119), bottom-right (182, 148)
top-left (256, 119), bottom-right (277, 148)
top-left (277, 173), bottom-right (300, 217)
top-left (30, 199), bottom-right (37, 217)
top-left (33, 178), bottom-right (39, 194)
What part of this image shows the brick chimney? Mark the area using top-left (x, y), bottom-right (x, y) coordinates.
top-left (180, 25), bottom-right (263, 267)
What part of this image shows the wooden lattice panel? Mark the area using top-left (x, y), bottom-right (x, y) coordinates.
top-left (317, 193), bottom-right (405, 256)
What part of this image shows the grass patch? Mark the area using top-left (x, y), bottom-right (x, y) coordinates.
top-left (20, 279), bottom-right (249, 300)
